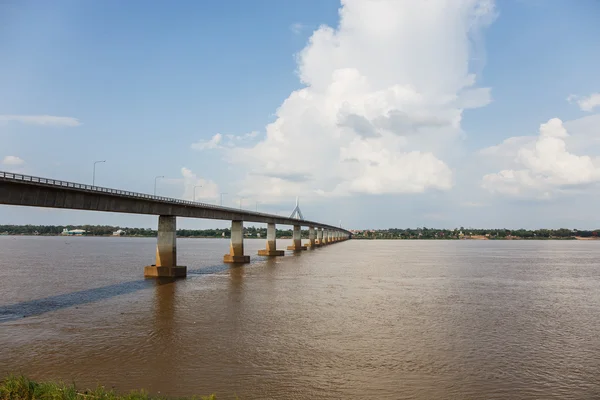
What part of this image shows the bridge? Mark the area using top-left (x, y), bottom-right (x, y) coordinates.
top-left (0, 171), bottom-right (351, 278)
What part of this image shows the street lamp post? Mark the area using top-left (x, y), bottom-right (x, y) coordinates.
top-left (92, 160), bottom-right (106, 186)
top-left (194, 185), bottom-right (202, 202)
top-left (220, 192), bottom-right (228, 206)
top-left (239, 197), bottom-right (245, 210)
top-left (154, 176), bottom-right (164, 196)
top-left (256, 201), bottom-right (259, 212)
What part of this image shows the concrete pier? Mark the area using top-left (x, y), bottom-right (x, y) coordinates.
top-left (308, 226), bottom-right (316, 248)
top-left (144, 215), bottom-right (187, 278)
top-left (287, 225), bottom-right (307, 251)
top-left (316, 228), bottom-right (323, 246)
top-left (258, 223), bottom-right (284, 256)
top-left (322, 229), bottom-right (329, 245)
top-left (224, 220), bottom-right (250, 263)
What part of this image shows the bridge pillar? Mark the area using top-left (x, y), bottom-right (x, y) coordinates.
top-left (322, 229), bottom-right (328, 245)
top-left (224, 220), bottom-right (250, 263)
top-left (328, 230), bottom-right (333, 243)
top-left (144, 215), bottom-right (187, 278)
top-left (307, 226), bottom-right (316, 248)
top-left (287, 225), bottom-right (307, 251)
top-left (316, 228), bottom-right (323, 246)
top-left (258, 223), bottom-right (284, 256)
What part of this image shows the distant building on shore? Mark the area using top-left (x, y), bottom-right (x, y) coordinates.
top-left (113, 229), bottom-right (126, 236)
top-left (61, 228), bottom-right (86, 236)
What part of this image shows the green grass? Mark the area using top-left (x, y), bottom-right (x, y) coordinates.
top-left (0, 376), bottom-right (216, 400)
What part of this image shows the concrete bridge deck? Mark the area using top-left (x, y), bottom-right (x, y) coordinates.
top-left (0, 171), bottom-right (351, 278)
top-left (0, 171), bottom-right (350, 233)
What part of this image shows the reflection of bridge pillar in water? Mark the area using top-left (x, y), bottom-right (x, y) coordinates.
top-left (227, 265), bottom-right (246, 316)
top-left (150, 279), bottom-right (179, 385)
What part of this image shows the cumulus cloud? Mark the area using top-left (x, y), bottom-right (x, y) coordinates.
top-left (210, 0), bottom-right (496, 202)
top-left (568, 93), bottom-right (600, 112)
top-left (461, 201), bottom-right (484, 207)
top-left (290, 23), bottom-right (308, 35)
top-left (0, 115), bottom-right (80, 126)
top-left (482, 118), bottom-right (600, 198)
top-left (224, 131), bottom-right (259, 146)
top-left (1, 155), bottom-right (25, 166)
top-left (1, 155), bottom-right (26, 173)
top-left (180, 167), bottom-right (220, 202)
top-left (191, 131), bottom-right (260, 151)
top-left (191, 133), bottom-right (223, 150)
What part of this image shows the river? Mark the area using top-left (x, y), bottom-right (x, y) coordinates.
top-left (1, 237), bottom-right (600, 399)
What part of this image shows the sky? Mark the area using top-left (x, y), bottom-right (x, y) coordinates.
top-left (1, 0), bottom-right (600, 230)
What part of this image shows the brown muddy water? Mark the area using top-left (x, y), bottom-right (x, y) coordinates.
top-left (1, 237), bottom-right (600, 399)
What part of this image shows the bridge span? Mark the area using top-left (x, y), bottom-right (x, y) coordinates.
top-left (0, 171), bottom-right (351, 278)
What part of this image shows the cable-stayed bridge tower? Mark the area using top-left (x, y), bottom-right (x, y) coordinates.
top-left (289, 196), bottom-right (304, 220)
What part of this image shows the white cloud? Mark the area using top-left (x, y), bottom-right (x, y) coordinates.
top-left (0, 115), bottom-right (81, 126)
top-left (191, 133), bottom-right (223, 150)
top-left (1, 155), bottom-right (26, 173)
top-left (479, 136), bottom-right (535, 158)
top-left (461, 201), bottom-right (484, 207)
top-left (568, 93), bottom-right (600, 112)
top-left (482, 118), bottom-right (600, 198)
top-left (224, 131), bottom-right (260, 146)
top-left (180, 167), bottom-right (220, 202)
top-left (2, 155), bottom-right (25, 166)
top-left (209, 0), bottom-right (496, 203)
top-left (290, 23), bottom-right (307, 35)
top-left (192, 131), bottom-right (260, 150)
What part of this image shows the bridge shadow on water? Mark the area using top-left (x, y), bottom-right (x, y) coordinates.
top-left (0, 262), bottom-right (243, 324)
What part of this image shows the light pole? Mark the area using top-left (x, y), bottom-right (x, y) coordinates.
top-left (239, 196), bottom-right (245, 210)
top-left (194, 185), bottom-right (202, 202)
top-left (255, 201), bottom-right (259, 212)
top-left (92, 160), bottom-right (106, 186)
top-left (220, 192), bottom-right (228, 206)
top-left (154, 175), bottom-right (164, 196)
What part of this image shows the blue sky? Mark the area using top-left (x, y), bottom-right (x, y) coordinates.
top-left (1, 0), bottom-right (600, 229)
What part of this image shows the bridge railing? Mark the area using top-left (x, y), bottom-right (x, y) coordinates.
top-left (0, 171), bottom-right (344, 230)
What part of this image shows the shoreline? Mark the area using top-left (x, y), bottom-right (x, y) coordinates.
top-left (2, 234), bottom-right (599, 240)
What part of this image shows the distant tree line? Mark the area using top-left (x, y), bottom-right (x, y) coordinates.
top-left (4, 225), bottom-right (598, 240)
top-left (352, 227), bottom-right (598, 240)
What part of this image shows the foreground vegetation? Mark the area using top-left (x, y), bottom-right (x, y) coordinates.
top-left (0, 376), bottom-right (216, 400)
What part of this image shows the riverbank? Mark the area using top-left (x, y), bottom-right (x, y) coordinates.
top-left (0, 376), bottom-right (216, 400)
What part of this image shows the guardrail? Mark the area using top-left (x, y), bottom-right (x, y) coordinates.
top-left (0, 171), bottom-right (346, 231)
